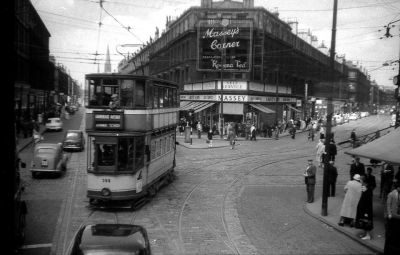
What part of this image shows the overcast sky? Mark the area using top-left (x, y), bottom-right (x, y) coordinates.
top-left (32, 0), bottom-right (400, 89)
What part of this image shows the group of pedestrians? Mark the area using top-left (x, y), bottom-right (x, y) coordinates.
top-left (337, 157), bottom-right (400, 250)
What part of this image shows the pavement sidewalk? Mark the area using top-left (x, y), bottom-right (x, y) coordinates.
top-left (176, 128), bottom-right (309, 149)
top-left (16, 122), bottom-right (47, 153)
top-left (305, 191), bottom-right (385, 254)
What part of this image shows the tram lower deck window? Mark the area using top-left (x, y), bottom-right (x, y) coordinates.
top-left (88, 137), bottom-right (145, 173)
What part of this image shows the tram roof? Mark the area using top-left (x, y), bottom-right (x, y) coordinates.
top-left (85, 73), bottom-right (178, 87)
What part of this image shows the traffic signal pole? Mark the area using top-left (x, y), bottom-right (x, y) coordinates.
top-left (322, 0), bottom-right (338, 217)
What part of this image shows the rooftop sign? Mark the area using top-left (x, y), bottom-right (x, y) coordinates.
top-left (197, 19), bottom-right (252, 72)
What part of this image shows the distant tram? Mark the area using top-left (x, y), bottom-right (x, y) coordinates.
top-left (84, 73), bottom-right (179, 207)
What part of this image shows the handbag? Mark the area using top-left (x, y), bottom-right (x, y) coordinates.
top-left (355, 218), bottom-right (373, 230)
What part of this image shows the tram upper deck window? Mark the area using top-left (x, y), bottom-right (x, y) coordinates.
top-left (88, 78), bottom-right (119, 107)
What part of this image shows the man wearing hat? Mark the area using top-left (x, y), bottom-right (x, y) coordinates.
top-left (327, 160), bottom-right (338, 197)
top-left (109, 94), bottom-right (120, 110)
top-left (350, 157), bottom-right (365, 180)
top-left (338, 174), bottom-right (363, 227)
top-left (304, 159), bottom-right (317, 203)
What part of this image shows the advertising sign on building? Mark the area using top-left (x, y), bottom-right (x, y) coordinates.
top-left (197, 19), bottom-right (252, 72)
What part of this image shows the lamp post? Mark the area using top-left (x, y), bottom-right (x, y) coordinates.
top-left (275, 66), bottom-right (280, 125)
top-left (322, 0), bottom-right (338, 217)
top-left (219, 19), bottom-right (228, 139)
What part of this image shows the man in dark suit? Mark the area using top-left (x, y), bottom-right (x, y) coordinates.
top-left (304, 159), bottom-right (317, 203)
top-left (327, 161), bottom-right (338, 197)
top-left (350, 157), bottom-right (365, 180)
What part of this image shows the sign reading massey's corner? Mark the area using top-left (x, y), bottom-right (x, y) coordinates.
top-left (197, 19), bottom-right (252, 72)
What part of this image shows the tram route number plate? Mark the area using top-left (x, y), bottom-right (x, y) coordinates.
top-left (102, 179), bottom-right (111, 183)
top-left (41, 160), bottom-right (48, 167)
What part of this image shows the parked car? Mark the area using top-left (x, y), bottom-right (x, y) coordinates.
top-left (45, 117), bottom-right (63, 131)
top-left (63, 130), bottom-right (85, 152)
top-left (349, 113), bottom-right (359, 120)
top-left (30, 143), bottom-right (68, 178)
top-left (66, 224), bottom-right (151, 255)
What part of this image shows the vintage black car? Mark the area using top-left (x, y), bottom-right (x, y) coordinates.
top-left (30, 143), bottom-right (68, 178)
top-left (66, 224), bottom-right (151, 255)
top-left (62, 130), bottom-right (85, 152)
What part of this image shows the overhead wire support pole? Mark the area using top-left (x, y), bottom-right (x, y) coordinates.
top-left (322, 0), bottom-right (338, 217)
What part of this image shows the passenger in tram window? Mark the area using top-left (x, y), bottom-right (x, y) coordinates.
top-left (98, 144), bottom-right (115, 166)
top-left (109, 94), bottom-right (120, 110)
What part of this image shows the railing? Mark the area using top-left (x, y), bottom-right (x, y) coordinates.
top-left (337, 126), bottom-right (394, 148)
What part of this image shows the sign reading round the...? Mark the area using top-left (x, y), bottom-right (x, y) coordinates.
top-left (197, 19), bottom-right (253, 72)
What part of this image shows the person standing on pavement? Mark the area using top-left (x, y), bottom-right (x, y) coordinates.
top-left (350, 157), bottom-right (365, 180)
top-left (304, 159), bottom-right (317, 203)
top-left (338, 174), bottom-right (363, 227)
top-left (380, 163), bottom-right (394, 203)
top-left (250, 124), bottom-right (256, 141)
top-left (327, 161), bottom-right (338, 197)
top-left (355, 170), bottom-right (376, 240)
top-left (384, 182), bottom-right (400, 254)
top-left (319, 125), bottom-right (325, 140)
top-left (325, 139), bottom-right (337, 162)
top-left (316, 139), bottom-right (325, 168)
top-left (207, 129), bottom-right (213, 148)
top-left (350, 129), bottom-right (357, 148)
top-left (290, 125), bottom-right (296, 139)
top-left (196, 121), bottom-right (202, 139)
top-left (227, 122), bottom-right (236, 149)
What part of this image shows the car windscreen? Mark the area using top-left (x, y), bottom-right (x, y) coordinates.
top-left (66, 133), bottom-right (79, 139)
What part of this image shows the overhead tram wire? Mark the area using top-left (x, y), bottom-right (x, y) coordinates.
top-left (100, 1), bottom-right (144, 44)
top-left (94, 0), bottom-right (104, 71)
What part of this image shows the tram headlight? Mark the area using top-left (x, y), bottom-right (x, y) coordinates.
top-left (101, 188), bottom-right (111, 197)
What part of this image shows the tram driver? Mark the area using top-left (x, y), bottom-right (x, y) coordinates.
top-left (98, 144), bottom-right (115, 166)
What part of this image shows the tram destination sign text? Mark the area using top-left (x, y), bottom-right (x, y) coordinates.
top-left (93, 111), bottom-right (124, 130)
top-left (197, 19), bottom-right (252, 72)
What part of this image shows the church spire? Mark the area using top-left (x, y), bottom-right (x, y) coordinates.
top-left (104, 44), bottom-right (111, 73)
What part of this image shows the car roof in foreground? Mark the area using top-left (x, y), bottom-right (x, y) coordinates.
top-left (79, 224), bottom-right (146, 252)
top-left (35, 143), bottom-right (60, 149)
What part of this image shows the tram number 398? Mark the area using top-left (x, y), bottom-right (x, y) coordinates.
top-left (102, 179), bottom-right (111, 183)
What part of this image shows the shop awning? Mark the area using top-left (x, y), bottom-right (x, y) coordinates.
top-left (179, 101), bottom-right (190, 108)
top-left (249, 104), bottom-right (275, 114)
top-left (194, 102), bottom-right (215, 113)
top-left (179, 101), bottom-right (202, 111)
top-left (287, 105), bottom-right (301, 112)
top-left (344, 128), bottom-right (400, 165)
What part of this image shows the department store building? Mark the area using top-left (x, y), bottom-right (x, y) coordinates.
top-left (118, 0), bottom-right (351, 130)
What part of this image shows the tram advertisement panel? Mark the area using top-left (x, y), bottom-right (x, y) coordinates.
top-left (197, 19), bottom-right (252, 72)
top-left (93, 111), bottom-right (124, 130)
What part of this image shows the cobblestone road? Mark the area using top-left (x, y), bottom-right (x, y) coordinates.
top-left (50, 114), bottom-right (391, 255)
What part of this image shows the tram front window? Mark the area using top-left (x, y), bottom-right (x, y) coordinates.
top-left (97, 144), bottom-right (116, 166)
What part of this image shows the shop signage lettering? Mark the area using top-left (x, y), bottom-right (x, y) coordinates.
top-left (93, 111), bottom-right (124, 130)
top-left (181, 94), bottom-right (297, 103)
top-left (197, 19), bottom-right (252, 72)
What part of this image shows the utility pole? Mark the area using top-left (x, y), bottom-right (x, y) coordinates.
top-left (219, 19), bottom-right (228, 139)
top-left (322, 0), bottom-right (338, 217)
top-left (275, 66), bottom-right (280, 125)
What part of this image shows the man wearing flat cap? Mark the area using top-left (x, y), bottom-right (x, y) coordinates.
top-left (304, 159), bottom-right (317, 203)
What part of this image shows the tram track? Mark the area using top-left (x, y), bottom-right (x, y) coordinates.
top-left (175, 124), bottom-right (387, 255)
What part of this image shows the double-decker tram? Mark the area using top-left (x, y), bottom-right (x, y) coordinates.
top-left (84, 73), bottom-right (179, 208)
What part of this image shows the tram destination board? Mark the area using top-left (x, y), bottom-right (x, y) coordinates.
top-left (93, 111), bottom-right (124, 130)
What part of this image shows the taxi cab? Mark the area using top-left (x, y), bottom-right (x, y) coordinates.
top-left (66, 224), bottom-right (151, 255)
top-left (30, 143), bottom-right (68, 178)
